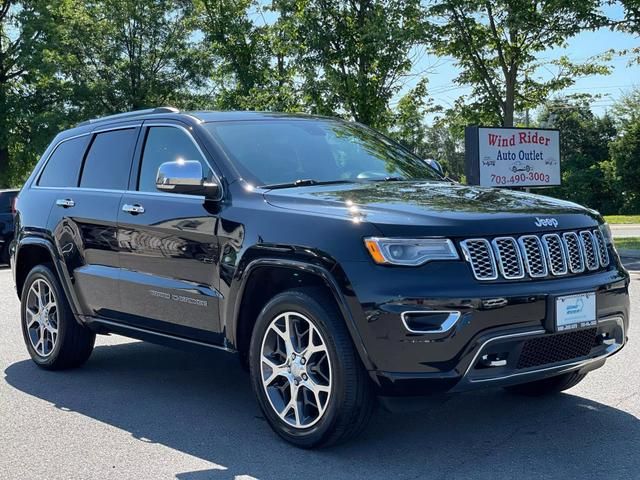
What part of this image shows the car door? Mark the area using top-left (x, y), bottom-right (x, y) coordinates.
top-left (45, 125), bottom-right (140, 318)
top-left (116, 122), bottom-right (223, 343)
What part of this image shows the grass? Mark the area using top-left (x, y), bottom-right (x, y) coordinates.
top-left (604, 215), bottom-right (640, 224)
top-left (615, 237), bottom-right (640, 251)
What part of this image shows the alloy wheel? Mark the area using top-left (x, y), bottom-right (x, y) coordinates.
top-left (260, 311), bottom-right (333, 428)
top-left (25, 278), bottom-right (59, 357)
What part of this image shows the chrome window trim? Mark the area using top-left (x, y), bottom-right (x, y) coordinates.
top-left (562, 231), bottom-right (585, 273)
top-left (142, 122), bottom-right (224, 201)
top-left (400, 311), bottom-right (462, 335)
top-left (460, 238), bottom-right (499, 281)
top-left (518, 235), bottom-right (548, 278)
top-left (491, 237), bottom-right (525, 280)
top-left (541, 233), bottom-right (568, 276)
top-left (579, 230), bottom-right (600, 271)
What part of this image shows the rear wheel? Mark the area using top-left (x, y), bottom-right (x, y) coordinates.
top-left (20, 264), bottom-right (95, 370)
top-left (249, 287), bottom-right (374, 448)
top-left (504, 371), bottom-right (587, 396)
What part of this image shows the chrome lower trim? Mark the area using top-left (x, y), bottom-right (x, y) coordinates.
top-left (463, 316), bottom-right (625, 384)
top-left (89, 318), bottom-right (235, 353)
top-left (400, 310), bottom-right (461, 334)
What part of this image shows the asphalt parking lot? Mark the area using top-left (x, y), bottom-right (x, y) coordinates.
top-left (1, 264), bottom-right (638, 480)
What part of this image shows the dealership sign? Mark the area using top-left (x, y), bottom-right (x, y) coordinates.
top-left (465, 126), bottom-right (561, 187)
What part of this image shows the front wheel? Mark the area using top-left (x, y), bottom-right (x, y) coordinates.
top-left (20, 264), bottom-right (95, 370)
top-left (249, 288), bottom-right (374, 448)
top-left (504, 371), bottom-right (587, 396)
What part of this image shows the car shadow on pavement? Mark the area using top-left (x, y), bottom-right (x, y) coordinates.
top-left (5, 340), bottom-right (640, 480)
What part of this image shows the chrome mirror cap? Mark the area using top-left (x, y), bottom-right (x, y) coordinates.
top-left (155, 160), bottom-right (220, 197)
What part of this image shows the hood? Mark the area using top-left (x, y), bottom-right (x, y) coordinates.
top-left (263, 181), bottom-right (601, 237)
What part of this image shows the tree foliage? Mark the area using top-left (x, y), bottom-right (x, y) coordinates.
top-left (539, 97), bottom-right (620, 214)
top-left (275, 0), bottom-right (424, 129)
top-left (427, 0), bottom-right (607, 127)
top-left (0, 0), bottom-right (63, 187)
top-left (53, 0), bottom-right (206, 117)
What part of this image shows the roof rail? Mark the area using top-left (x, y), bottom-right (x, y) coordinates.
top-left (76, 106), bottom-right (179, 127)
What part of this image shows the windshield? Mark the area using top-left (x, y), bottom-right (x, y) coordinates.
top-left (204, 119), bottom-right (442, 186)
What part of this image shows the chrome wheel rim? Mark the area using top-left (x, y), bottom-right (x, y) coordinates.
top-left (260, 311), bottom-right (332, 429)
top-left (25, 278), bottom-right (59, 357)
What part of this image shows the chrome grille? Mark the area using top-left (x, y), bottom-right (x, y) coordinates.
top-left (542, 234), bottom-right (568, 275)
top-left (579, 231), bottom-right (599, 271)
top-left (460, 239), bottom-right (498, 280)
top-left (519, 235), bottom-right (548, 278)
top-left (462, 228), bottom-right (610, 281)
top-left (492, 237), bottom-right (524, 279)
top-left (563, 232), bottom-right (585, 273)
top-left (592, 229), bottom-right (610, 267)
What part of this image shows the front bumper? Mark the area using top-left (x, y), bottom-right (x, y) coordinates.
top-left (339, 259), bottom-right (630, 396)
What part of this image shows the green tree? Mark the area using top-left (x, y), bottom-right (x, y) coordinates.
top-left (275, 0), bottom-right (424, 129)
top-left (197, 0), bottom-right (300, 111)
top-left (539, 97), bottom-right (620, 213)
top-left (427, 0), bottom-right (607, 127)
top-left (610, 89), bottom-right (640, 213)
top-left (0, 0), bottom-right (61, 187)
top-left (53, 0), bottom-right (206, 118)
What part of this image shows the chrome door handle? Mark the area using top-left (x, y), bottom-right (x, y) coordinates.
top-left (122, 203), bottom-right (145, 215)
top-left (56, 198), bottom-right (75, 208)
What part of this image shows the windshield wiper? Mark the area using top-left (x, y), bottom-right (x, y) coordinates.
top-left (367, 176), bottom-right (405, 182)
top-left (259, 179), bottom-right (354, 189)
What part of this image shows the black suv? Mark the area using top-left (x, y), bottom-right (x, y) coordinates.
top-left (11, 108), bottom-right (630, 448)
top-left (0, 189), bottom-right (18, 265)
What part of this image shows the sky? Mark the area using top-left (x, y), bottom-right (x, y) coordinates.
top-left (403, 4), bottom-right (639, 121)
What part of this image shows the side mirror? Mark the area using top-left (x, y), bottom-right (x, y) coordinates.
top-left (424, 158), bottom-right (444, 176)
top-left (156, 160), bottom-right (220, 198)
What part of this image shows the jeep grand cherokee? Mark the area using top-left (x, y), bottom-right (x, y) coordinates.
top-left (10, 108), bottom-right (630, 448)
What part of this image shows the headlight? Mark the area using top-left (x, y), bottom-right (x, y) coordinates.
top-left (364, 237), bottom-right (459, 266)
top-left (599, 223), bottom-right (613, 245)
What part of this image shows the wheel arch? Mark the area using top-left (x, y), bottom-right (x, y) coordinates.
top-left (227, 255), bottom-right (374, 371)
top-left (14, 237), bottom-right (81, 316)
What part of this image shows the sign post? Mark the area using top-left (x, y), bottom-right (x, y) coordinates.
top-left (465, 126), bottom-right (561, 188)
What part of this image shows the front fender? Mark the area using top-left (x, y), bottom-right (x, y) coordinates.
top-left (224, 246), bottom-right (375, 371)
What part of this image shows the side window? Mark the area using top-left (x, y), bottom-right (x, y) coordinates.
top-left (138, 126), bottom-right (211, 193)
top-left (38, 136), bottom-right (89, 187)
top-left (80, 128), bottom-right (138, 190)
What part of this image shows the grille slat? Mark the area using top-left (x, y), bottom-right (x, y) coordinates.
top-left (519, 235), bottom-right (548, 278)
top-left (460, 239), bottom-right (498, 280)
top-left (592, 229), bottom-right (610, 267)
top-left (491, 237), bottom-right (524, 279)
top-left (463, 228), bottom-right (609, 281)
top-left (542, 233), bottom-right (568, 275)
top-left (579, 230), bottom-right (599, 271)
top-left (516, 328), bottom-right (598, 369)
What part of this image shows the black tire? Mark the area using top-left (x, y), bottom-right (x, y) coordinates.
top-left (504, 371), bottom-right (587, 396)
top-left (20, 264), bottom-right (95, 370)
top-left (0, 244), bottom-right (9, 265)
top-left (249, 287), bottom-right (375, 448)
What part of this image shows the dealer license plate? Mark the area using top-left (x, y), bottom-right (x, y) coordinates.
top-left (555, 293), bottom-right (596, 331)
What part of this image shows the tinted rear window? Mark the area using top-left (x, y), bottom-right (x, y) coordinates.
top-left (38, 136), bottom-right (90, 187)
top-left (80, 128), bottom-right (138, 190)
